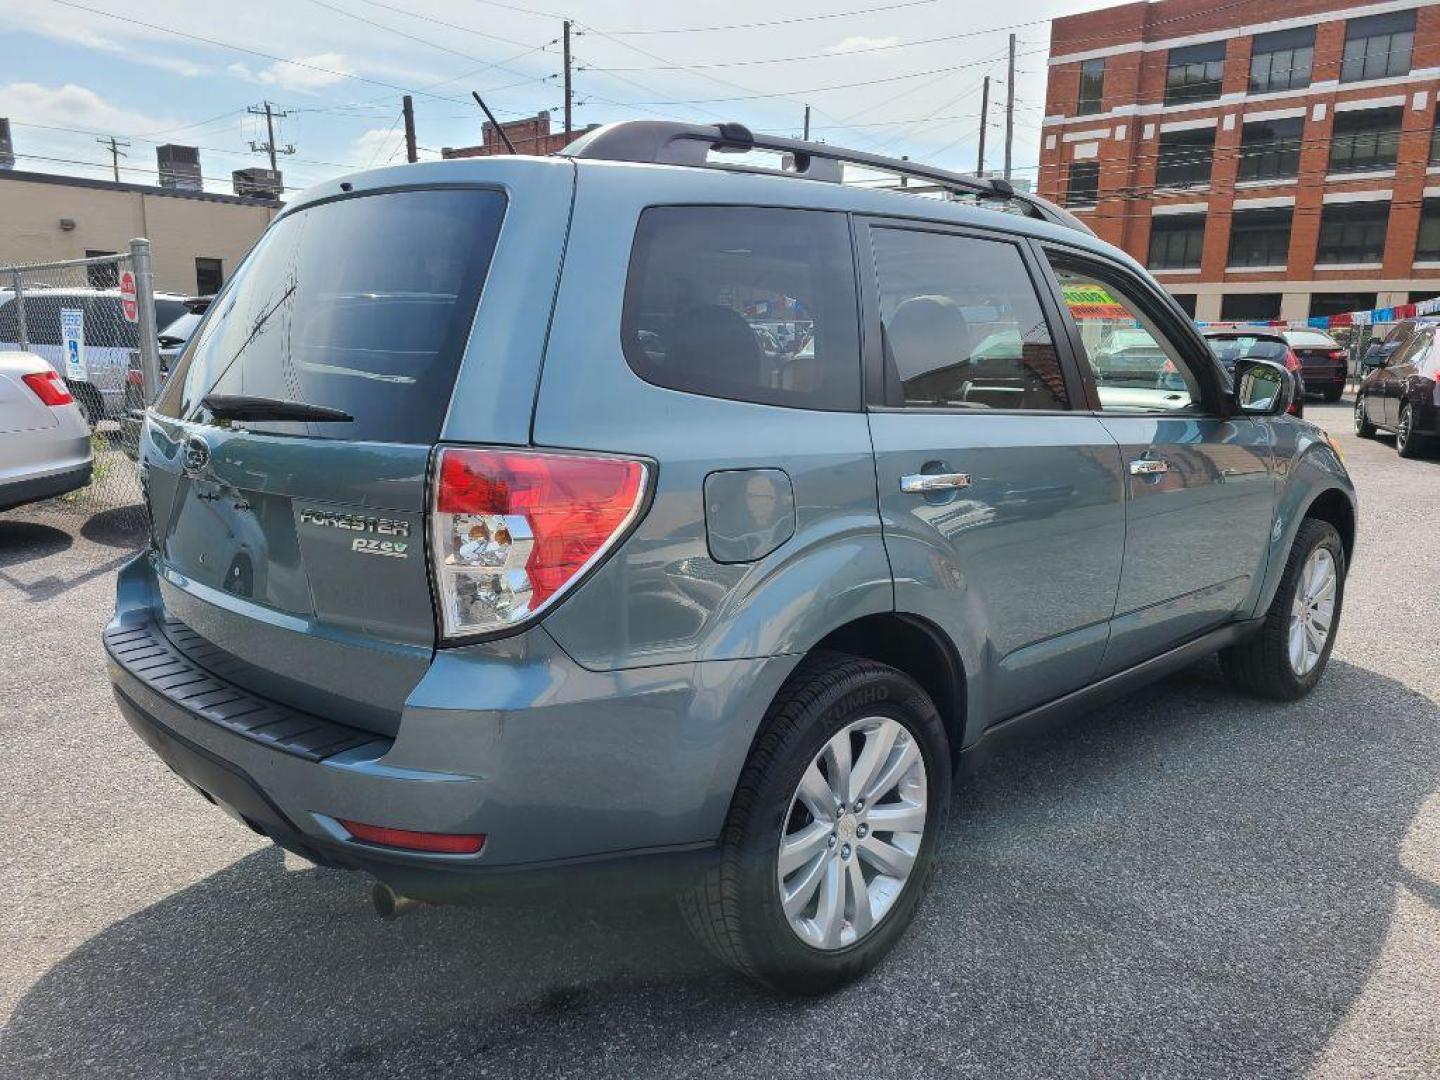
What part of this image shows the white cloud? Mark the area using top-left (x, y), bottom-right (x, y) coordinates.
top-left (228, 53), bottom-right (353, 93)
top-left (826, 35), bottom-right (901, 54)
top-left (0, 82), bottom-right (179, 137)
top-left (349, 126), bottom-right (407, 169)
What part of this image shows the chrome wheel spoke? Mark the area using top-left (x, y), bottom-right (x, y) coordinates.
top-left (858, 835), bottom-right (915, 879)
top-left (814, 858), bottom-right (845, 948)
top-left (823, 730), bottom-right (853, 806)
top-left (782, 846), bottom-right (829, 919)
top-left (863, 738), bottom-right (920, 804)
top-left (848, 722), bottom-right (899, 806)
top-left (779, 820), bottom-right (832, 877)
top-left (846, 858), bottom-right (874, 939)
top-left (865, 800), bottom-right (926, 834)
top-left (796, 762), bottom-right (836, 823)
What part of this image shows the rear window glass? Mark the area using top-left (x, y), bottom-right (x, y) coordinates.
top-left (1207, 335), bottom-right (1288, 364)
top-left (1285, 330), bottom-right (1336, 348)
top-left (161, 188), bottom-right (506, 442)
top-left (621, 206), bottom-right (861, 411)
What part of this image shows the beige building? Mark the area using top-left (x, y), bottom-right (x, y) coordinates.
top-left (0, 169), bottom-right (279, 296)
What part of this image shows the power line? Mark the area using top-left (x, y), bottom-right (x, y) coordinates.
top-left (599, 0), bottom-right (1001, 36)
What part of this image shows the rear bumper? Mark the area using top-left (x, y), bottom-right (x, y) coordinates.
top-left (1301, 367), bottom-right (1347, 390)
top-left (0, 461), bottom-right (92, 512)
top-left (105, 553), bottom-right (797, 900)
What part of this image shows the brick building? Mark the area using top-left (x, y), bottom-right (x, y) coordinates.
top-left (1039, 0), bottom-right (1440, 321)
top-left (441, 112), bottom-right (597, 159)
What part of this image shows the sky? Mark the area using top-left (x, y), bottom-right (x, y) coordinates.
top-left (0, 0), bottom-right (1103, 196)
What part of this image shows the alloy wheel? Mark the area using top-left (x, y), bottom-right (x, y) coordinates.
top-left (777, 716), bottom-right (927, 951)
top-left (1353, 397), bottom-right (1366, 433)
top-left (1288, 547), bottom-right (1336, 677)
top-left (1398, 406), bottom-right (1412, 453)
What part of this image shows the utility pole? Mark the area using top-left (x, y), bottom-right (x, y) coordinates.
top-left (96, 136), bottom-right (129, 182)
top-left (247, 100), bottom-right (295, 173)
top-left (402, 95), bottom-right (417, 163)
top-left (803, 104), bottom-right (811, 140)
top-left (563, 20), bottom-right (573, 138)
top-left (976, 76), bottom-right (990, 175)
top-left (1004, 33), bottom-right (1016, 182)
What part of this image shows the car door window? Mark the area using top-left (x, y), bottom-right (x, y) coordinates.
top-left (1047, 256), bottom-right (1202, 413)
top-left (870, 228), bottom-right (1069, 410)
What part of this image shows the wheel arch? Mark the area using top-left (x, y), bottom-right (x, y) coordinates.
top-left (810, 612), bottom-right (968, 769)
top-left (1302, 486), bottom-right (1356, 567)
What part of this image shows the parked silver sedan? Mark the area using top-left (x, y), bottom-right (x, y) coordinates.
top-left (0, 351), bottom-right (93, 511)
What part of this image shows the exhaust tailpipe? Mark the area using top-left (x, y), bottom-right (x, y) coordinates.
top-left (372, 881), bottom-right (422, 921)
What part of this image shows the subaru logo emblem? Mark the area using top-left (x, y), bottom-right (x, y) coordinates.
top-left (183, 434), bottom-right (211, 474)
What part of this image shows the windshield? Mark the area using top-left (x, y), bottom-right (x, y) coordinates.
top-left (160, 187), bottom-right (506, 442)
top-left (1207, 336), bottom-right (1288, 366)
top-left (158, 311), bottom-right (203, 345)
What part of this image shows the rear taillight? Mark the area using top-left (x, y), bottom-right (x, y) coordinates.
top-left (1284, 350), bottom-right (1301, 372)
top-left (1328, 349), bottom-right (1346, 362)
top-left (430, 447), bottom-right (649, 639)
top-left (21, 370), bottom-right (73, 406)
top-left (126, 369), bottom-right (143, 385)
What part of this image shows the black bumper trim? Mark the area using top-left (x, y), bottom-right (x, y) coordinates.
top-left (104, 619), bottom-right (391, 763)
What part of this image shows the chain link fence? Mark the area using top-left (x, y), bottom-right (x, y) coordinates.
top-left (1, 240), bottom-right (165, 545)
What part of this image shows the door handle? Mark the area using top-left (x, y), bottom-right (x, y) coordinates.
top-left (1128, 458), bottom-right (1169, 476)
top-left (900, 472), bottom-right (971, 493)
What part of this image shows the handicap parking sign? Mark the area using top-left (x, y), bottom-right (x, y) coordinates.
top-left (60, 308), bottom-right (86, 381)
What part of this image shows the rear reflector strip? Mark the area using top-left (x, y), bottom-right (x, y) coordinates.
top-left (339, 819), bottom-right (486, 855)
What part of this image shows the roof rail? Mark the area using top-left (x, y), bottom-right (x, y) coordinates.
top-left (560, 120), bottom-right (1092, 235)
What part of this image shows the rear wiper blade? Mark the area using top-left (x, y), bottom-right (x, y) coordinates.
top-left (201, 394), bottom-right (354, 423)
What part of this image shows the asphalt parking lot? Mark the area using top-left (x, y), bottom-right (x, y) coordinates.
top-left (1, 399), bottom-right (1437, 1079)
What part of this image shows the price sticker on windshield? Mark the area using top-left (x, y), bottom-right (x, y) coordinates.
top-left (1061, 282), bottom-right (1130, 321)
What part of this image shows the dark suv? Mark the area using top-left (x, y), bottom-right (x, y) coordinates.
top-left (105, 122), bottom-right (1356, 994)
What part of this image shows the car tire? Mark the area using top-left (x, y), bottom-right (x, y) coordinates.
top-left (1396, 403), bottom-right (1426, 458)
top-left (1353, 395), bottom-right (1376, 438)
top-left (678, 651), bottom-right (951, 995)
top-left (1220, 518), bottom-right (1345, 702)
top-left (1322, 384), bottom-right (1343, 403)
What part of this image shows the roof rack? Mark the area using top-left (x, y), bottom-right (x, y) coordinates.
top-left (560, 121), bottom-right (1091, 235)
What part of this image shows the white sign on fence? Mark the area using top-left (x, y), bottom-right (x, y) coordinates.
top-left (59, 308), bottom-right (87, 381)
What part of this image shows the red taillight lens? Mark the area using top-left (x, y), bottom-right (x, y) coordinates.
top-left (126, 369), bottom-right (143, 385)
top-left (431, 447), bottom-right (649, 638)
top-left (339, 819), bottom-right (486, 855)
top-left (1285, 350), bottom-right (1301, 372)
top-left (1328, 349), bottom-right (1346, 361)
top-left (21, 370), bottom-right (74, 406)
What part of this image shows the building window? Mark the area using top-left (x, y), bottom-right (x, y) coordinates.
top-left (1310, 292), bottom-right (1377, 318)
top-left (1341, 11), bottom-right (1414, 83)
top-left (1148, 214), bottom-right (1206, 270)
top-left (1165, 42), bottom-right (1227, 105)
top-left (195, 257), bottom-right (224, 295)
top-left (1077, 58), bottom-right (1106, 116)
top-left (1409, 290), bottom-right (1440, 303)
top-left (1171, 293), bottom-right (1198, 318)
top-left (1430, 122), bottom-right (1440, 165)
top-left (1228, 208), bottom-right (1293, 268)
top-left (1249, 28), bottom-right (1314, 94)
top-left (1065, 162), bottom-right (1100, 207)
top-left (1329, 107), bottom-right (1402, 173)
top-left (1220, 293), bottom-right (1283, 322)
top-left (1238, 117), bottom-right (1303, 182)
top-left (1316, 202), bottom-right (1390, 264)
top-left (85, 250), bottom-right (118, 289)
top-left (1156, 128), bottom-right (1215, 189)
top-left (1417, 199), bottom-right (1440, 261)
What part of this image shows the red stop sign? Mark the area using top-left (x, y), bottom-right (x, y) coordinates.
top-left (119, 269), bottom-right (138, 323)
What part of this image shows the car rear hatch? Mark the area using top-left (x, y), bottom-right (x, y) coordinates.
top-left (138, 179), bottom-right (538, 736)
top-left (1291, 342), bottom-right (1347, 380)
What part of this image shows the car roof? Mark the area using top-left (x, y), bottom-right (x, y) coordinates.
top-left (282, 154), bottom-right (1146, 279)
top-left (1204, 328), bottom-right (1287, 339)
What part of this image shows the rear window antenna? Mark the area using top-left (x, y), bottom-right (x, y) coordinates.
top-left (471, 92), bottom-right (517, 154)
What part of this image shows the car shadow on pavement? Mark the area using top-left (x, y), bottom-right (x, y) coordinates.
top-left (3, 658), bottom-right (1437, 1079)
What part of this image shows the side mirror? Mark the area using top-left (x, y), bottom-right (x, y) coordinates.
top-left (1233, 357), bottom-right (1295, 416)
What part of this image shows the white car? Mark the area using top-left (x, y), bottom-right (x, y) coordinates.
top-left (0, 351), bottom-right (93, 511)
top-left (0, 288), bottom-right (188, 424)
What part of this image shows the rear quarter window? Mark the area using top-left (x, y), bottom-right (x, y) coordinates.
top-left (620, 206), bottom-right (861, 411)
